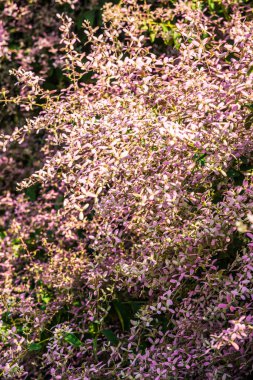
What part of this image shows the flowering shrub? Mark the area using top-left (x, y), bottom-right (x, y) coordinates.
top-left (1, 0), bottom-right (253, 379)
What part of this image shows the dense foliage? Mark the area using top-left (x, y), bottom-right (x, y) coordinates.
top-left (0, 0), bottom-right (253, 379)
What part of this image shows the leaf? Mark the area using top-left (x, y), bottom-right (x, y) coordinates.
top-left (161, 23), bottom-right (169, 33)
top-left (193, 153), bottom-right (207, 167)
top-left (54, 194), bottom-right (64, 210)
top-left (173, 31), bottom-right (181, 49)
top-left (113, 300), bottom-right (132, 331)
top-left (28, 342), bottom-right (42, 351)
top-left (247, 65), bottom-right (253, 76)
top-left (64, 333), bottom-right (82, 347)
top-left (208, 0), bottom-right (215, 11)
top-left (24, 183), bottom-right (41, 201)
top-left (245, 113), bottom-right (253, 130)
top-left (41, 294), bottom-right (51, 304)
top-left (113, 300), bottom-right (125, 331)
top-left (93, 336), bottom-right (98, 357)
top-left (150, 31), bottom-right (156, 43)
top-left (226, 168), bottom-right (244, 185)
top-left (101, 329), bottom-right (119, 346)
top-left (141, 22), bottom-right (149, 31)
top-left (130, 301), bottom-right (145, 314)
top-left (83, 10), bottom-right (96, 26)
top-left (77, 10), bottom-right (96, 29)
top-left (243, 103), bottom-right (253, 111)
top-left (2, 311), bottom-right (11, 323)
top-left (88, 322), bottom-right (98, 336)
top-left (231, 341), bottom-right (239, 351)
top-left (0, 230), bottom-right (6, 240)
top-left (218, 303), bottom-right (227, 309)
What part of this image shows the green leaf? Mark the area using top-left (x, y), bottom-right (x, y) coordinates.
top-left (88, 322), bottom-right (99, 336)
top-left (84, 10), bottom-right (96, 26)
top-left (130, 301), bottom-right (145, 314)
top-left (77, 10), bottom-right (96, 29)
top-left (101, 329), bottom-right (119, 346)
top-left (227, 168), bottom-right (241, 178)
top-left (28, 342), bottom-right (42, 351)
top-left (0, 230), bottom-right (6, 240)
top-left (243, 103), bottom-right (253, 111)
top-left (150, 31), bottom-right (156, 43)
top-left (247, 65), bottom-right (253, 76)
top-left (24, 183), bottom-right (40, 201)
top-left (54, 194), bottom-right (64, 210)
top-left (41, 294), bottom-right (51, 304)
top-left (141, 23), bottom-right (149, 31)
top-left (2, 311), bottom-right (11, 323)
top-left (113, 300), bottom-right (132, 331)
top-left (64, 333), bottom-right (82, 347)
top-left (226, 168), bottom-right (244, 185)
top-left (173, 31), bottom-right (181, 49)
top-left (161, 23), bottom-right (169, 33)
top-left (12, 242), bottom-right (21, 257)
top-left (93, 336), bottom-right (98, 357)
top-left (193, 153), bottom-right (207, 167)
top-left (245, 113), bottom-right (253, 130)
top-left (208, 0), bottom-right (215, 11)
